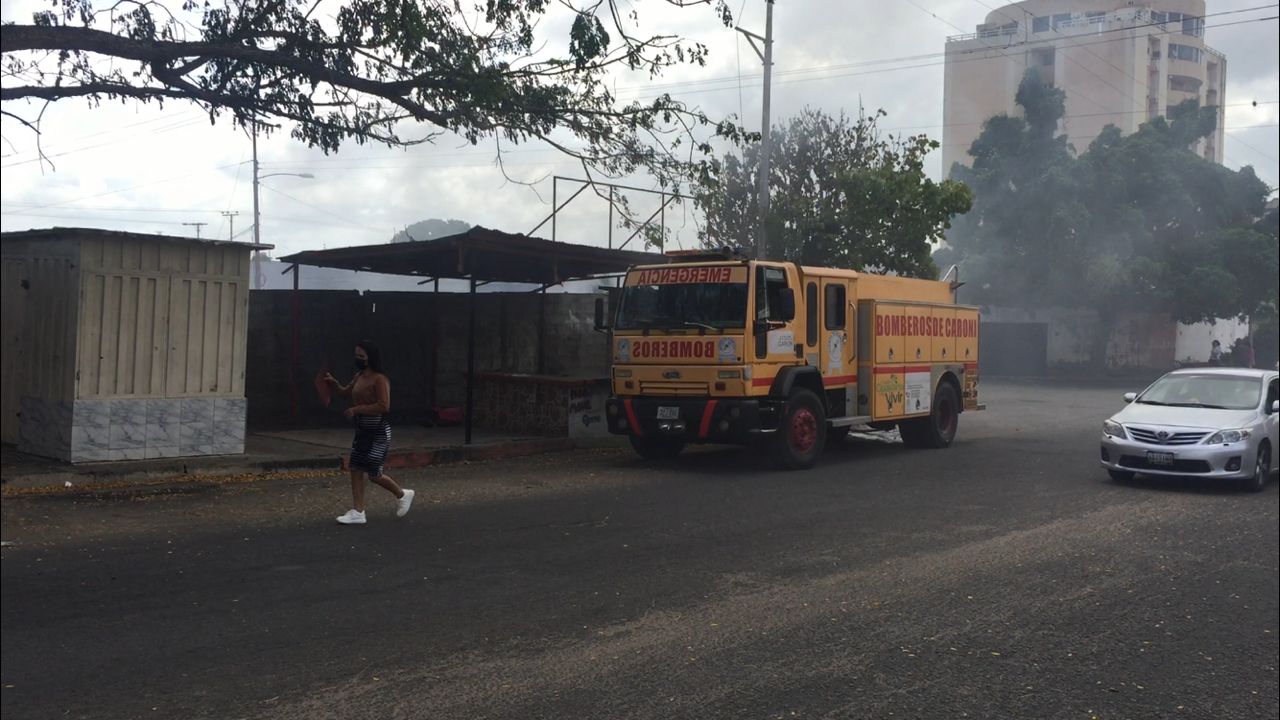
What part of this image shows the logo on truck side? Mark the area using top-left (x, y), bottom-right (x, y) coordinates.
top-left (875, 314), bottom-right (977, 338)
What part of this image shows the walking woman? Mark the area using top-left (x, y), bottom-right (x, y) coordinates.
top-left (324, 341), bottom-right (414, 524)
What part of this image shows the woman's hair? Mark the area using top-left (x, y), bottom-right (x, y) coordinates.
top-left (356, 340), bottom-right (384, 373)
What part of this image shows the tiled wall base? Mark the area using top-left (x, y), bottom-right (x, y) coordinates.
top-left (19, 396), bottom-right (246, 463)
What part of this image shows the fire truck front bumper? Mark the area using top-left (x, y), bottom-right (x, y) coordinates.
top-left (606, 397), bottom-right (776, 443)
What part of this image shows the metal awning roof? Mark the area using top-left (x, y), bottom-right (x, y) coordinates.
top-left (1, 227), bottom-right (272, 250)
top-left (278, 226), bottom-right (664, 284)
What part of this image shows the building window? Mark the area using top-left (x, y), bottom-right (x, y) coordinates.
top-left (1168, 44), bottom-right (1202, 63)
top-left (1032, 16), bottom-right (1050, 33)
top-left (1168, 75), bottom-right (1201, 93)
top-left (1181, 15), bottom-right (1204, 37)
top-left (824, 285), bottom-right (846, 331)
top-left (1086, 11), bottom-right (1106, 25)
top-left (805, 282), bottom-right (818, 346)
top-left (1052, 13), bottom-right (1072, 29)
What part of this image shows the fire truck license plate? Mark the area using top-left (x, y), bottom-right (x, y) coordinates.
top-left (1146, 451), bottom-right (1175, 466)
top-left (657, 406), bottom-right (680, 420)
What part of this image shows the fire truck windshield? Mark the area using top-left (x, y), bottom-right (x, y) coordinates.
top-left (615, 280), bottom-right (748, 331)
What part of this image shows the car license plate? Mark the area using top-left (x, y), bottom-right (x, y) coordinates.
top-left (656, 406), bottom-right (680, 420)
top-left (1146, 451), bottom-right (1175, 466)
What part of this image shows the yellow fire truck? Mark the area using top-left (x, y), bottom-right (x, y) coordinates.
top-left (597, 248), bottom-right (983, 469)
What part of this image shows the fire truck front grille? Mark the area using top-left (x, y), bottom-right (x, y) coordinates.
top-left (640, 381), bottom-right (710, 396)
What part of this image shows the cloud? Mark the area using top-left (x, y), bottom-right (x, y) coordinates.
top-left (2, 0), bottom-right (1276, 259)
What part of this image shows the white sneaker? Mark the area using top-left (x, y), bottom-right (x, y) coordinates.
top-left (396, 489), bottom-right (416, 518)
top-left (336, 509), bottom-right (366, 525)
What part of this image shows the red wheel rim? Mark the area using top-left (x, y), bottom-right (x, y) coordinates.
top-left (937, 397), bottom-right (956, 437)
top-left (790, 408), bottom-right (818, 453)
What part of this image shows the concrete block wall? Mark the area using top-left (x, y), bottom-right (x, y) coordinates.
top-left (982, 306), bottom-right (1176, 371)
top-left (246, 290), bottom-right (611, 430)
top-left (472, 376), bottom-right (611, 437)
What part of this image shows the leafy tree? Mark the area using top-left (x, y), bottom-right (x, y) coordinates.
top-left (938, 69), bottom-right (1273, 367)
top-left (1, 0), bottom-right (741, 195)
top-left (695, 108), bottom-right (972, 277)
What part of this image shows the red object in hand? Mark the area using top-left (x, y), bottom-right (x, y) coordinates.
top-left (315, 368), bottom-right (333, 407)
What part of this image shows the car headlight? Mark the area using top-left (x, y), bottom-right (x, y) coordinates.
top-left (1103, 420), bottom-right (1127, 439)
top-left (1204, 429), bottom-right (1251, 445)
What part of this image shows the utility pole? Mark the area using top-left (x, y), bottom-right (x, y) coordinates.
top-left (221, 211), bottom-right (240, 241)
top-left (248, 125), bottom-right (313, 288)
top-left (182, 221), bottom-right (207, 238)
top-left (252, 126), bottom-right (261, 249)
top-left (738, 0), bottom-right (774, 260)
top-left (252, 125), bottom-right (263, 289)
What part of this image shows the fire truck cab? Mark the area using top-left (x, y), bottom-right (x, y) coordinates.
top-left (598, 248), bottom-right (982, 469)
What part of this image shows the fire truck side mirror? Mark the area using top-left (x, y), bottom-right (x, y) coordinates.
top-left (593, 297), bottom-right (609, 333)
top-left (779, 288), bottom-right (796, 321)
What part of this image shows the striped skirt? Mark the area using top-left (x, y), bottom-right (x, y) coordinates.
top-left (350, 414), bottom-right (391, 478)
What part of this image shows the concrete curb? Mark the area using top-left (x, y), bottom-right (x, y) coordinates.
top-left (343, 437), bottom-right (586, 472)
top-left (1, 437), bottom-right (621, 498)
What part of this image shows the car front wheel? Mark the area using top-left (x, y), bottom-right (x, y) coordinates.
top-left (1244, 442), bottom-right (1271, 493)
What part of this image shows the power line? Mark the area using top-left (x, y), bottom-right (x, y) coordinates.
top-left (1225, 131), bottom-right (1279, 165)
top-left (0, 110), bottom-right (204, 159)
top-left (972, 0), bottom-right (1150, 109)
top-left (616, 5), bottom-right (1278, 97)
top-left (1, 115), bottom-right (209, 168)
top-left (246, 103), bottom-right (1278, 171)
top-left (0, 203), bottom-right (225, 213)
top-left (259, 185), bottom-right (385, 232)
top-left (10, 161), bottom-right (248, 212)
top-left (621, 17), bottom-right (1276, 105)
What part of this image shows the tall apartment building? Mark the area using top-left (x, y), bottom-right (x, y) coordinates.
top-left (942, 0), bottom-right (1226, 173)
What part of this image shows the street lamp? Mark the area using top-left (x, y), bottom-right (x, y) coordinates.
top-left (251, 125), bottom-right (314, 288)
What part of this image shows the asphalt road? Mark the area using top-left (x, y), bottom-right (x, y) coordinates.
top-left (2, 381), bottom-right (1277, 720)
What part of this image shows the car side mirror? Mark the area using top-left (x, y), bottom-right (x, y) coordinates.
top-left (1272, 400), bottom-right (1279, 414)
top-left (1123, 392), bottom-right (1137, 403)
top-left (779, 288), bottom-right (796, 321)
top-left (593, 297), bottom-right (609, 333)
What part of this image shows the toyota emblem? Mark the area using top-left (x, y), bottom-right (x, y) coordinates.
top-left (1156, 430), bottom-right (1170, 441)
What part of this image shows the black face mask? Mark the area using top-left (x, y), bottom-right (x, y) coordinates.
top-left (355, 358), bottom-right (369, 371)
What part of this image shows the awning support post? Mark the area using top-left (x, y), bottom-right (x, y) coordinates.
top-left (287, 263), bottom-right (300, 422)
top-left (465, 276), bottom-right (477, 445)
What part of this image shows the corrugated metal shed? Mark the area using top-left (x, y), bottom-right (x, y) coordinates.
top-left (1, 228), bottom-right (269, 461)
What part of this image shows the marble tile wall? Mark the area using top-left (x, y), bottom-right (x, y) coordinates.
top-left (19, 395), bottom-right (250, 464)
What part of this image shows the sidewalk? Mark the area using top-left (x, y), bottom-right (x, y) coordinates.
top-left (1, 426), bottom-right (619, 495)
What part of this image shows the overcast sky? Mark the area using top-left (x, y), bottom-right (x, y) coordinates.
top-left (2, 0), bottom-right (1276, 258)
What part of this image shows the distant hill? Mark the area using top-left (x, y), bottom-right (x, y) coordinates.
top-left (390, 218), bottom-right (472, 243)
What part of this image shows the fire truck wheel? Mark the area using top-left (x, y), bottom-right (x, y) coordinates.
top-left (770, 388), bottom-right (827, 470)
top-left (900, 382), bottom-right (960, 449)
top-left (629, 434), bottom-right (686, 461)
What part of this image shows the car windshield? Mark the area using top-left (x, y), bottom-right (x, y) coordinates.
top-left (615, 270), bottom-right (748, 331)
top-left (1138, 374), bottom-right (1262, 411)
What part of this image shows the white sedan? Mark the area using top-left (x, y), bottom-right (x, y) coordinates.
top-left (1100, 368), bottom-right (1280, 492)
